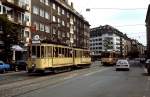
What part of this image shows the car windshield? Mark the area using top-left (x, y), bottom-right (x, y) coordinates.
top-left (117, 60), bottom-right (128, 64)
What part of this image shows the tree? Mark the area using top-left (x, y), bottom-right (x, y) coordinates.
top-left (0, 15), bottom-right (20, 62)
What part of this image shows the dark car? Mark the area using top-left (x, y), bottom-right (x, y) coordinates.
top-left (15, 60), bottom-right (27, 71)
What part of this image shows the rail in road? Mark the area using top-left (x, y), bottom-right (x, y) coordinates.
top-left (0, 64), bottom-right (108, 97)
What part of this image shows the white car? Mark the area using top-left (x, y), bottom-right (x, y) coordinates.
top-left (116, 59), bottom-right (130, 71)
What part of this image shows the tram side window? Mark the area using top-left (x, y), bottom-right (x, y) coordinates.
top-left (48, 47), bottom-right (52, 57)
top-left (74, 50), bottom-right (77, 57)
top-left (32, 46), bottom-right (36, 58)
top-left (28, 46), bottom-right (31, 57)
top-left (62, 48), bottom-right (65, 57)
top-left (69, 49), bottom-right (72, 57)
top-left (83, 51), bottom-right (90, 57)
top-left (37, 46), bottom-right (40, 58)
top-left (54, 47), bottom-right (58, 57)
top-left (65, 48), bottom-right (68, 57)
top-left (76, 50), bottom-right (81, 57)
top-left (58, 47), bottom-right (63, 57)
top-left (41, 46), bottom-right (44, 58)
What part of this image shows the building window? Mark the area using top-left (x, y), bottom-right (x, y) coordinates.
top-left (40, 23), bottom-right (44, 31)
top-left (40, 9), bottom-right (44, 17)
top-left (45, 25), bottom-right (50, 33)
top-left (40, 0), bottom-right (45, 3)
top-left (53, 28), bottom-right (56, 34)
top-left (62, 9), bottom-right (64, 15)
top-left (45, 12), bottom-right (49, 19)
top-left (67, 22), bottom-right (70, 27)
top-left (67, 12), bottom-right (70, 18)
top-left (53, 16), bottom-right (56, 22)
top-left (33, 6), bottom-right (39, 15)
top-left (62, 20), bottom-right (65, 26)
top-left (45, 0), bottom-right (49, 5)
top-left (58, 6), bottom-right (61, 15)
top-left (53, 3), bottom-right (56, 9)
top-left (34, 22), bottom-right (39, 31)
top-left (58, 18), bottom-right (60, 23)
top-left (24, 31), bottom-right (29, 37)
top-left (24, 15), bottom-right (29, 21)
top-left (67, 33), bottom-right (70, 37)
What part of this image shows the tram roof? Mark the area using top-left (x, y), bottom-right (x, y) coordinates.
top-left (31, 43), bottom-right (90, 51)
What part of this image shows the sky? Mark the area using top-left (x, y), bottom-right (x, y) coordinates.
top-left (69, 0), bottom-right (149, 46)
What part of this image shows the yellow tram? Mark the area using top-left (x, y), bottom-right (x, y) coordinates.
top-left (101, 51), bottom-right (119, 66)
top-left (26, 43), bottom-right (91, 73)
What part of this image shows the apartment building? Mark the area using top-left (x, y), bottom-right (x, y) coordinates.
top-left (30, 0), bottom-right (90, 49)
top-left (90, 25), bottom-right (125, 58)
top-left (0, 0), bottom-right (30, 61)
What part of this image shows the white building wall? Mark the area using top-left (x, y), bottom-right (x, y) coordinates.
top-left (90, 31), bottom-right (122, 56)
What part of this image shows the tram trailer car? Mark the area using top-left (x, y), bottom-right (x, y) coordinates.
top-left (26, 44), bottom-right (91, 73)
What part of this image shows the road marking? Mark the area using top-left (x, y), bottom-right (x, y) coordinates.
top-left (143, 96), bottom-right (146, 97)
top-left (83, 68), bottom-right (110, 77)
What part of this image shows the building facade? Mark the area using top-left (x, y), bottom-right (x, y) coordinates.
top-left (90, 25), bottom-right (125, 59)
top-left (0, 0), bottom-right (30, 61)
top-left (29, 0), bottom-right (90, 49)
top-left (146, 4), bottom-right (150, 58)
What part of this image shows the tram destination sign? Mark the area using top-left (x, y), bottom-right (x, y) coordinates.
top-left (32, 35), bottom-right (41, 44)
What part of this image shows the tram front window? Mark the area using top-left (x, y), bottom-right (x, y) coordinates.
top-left (31, 46), bottom-right (41, 58)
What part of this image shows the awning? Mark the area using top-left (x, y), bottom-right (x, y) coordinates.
top-left (11, 45), bottom-right (27, 51)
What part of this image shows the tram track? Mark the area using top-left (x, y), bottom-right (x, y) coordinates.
top-left (0, 66), bottom-right (106, 97)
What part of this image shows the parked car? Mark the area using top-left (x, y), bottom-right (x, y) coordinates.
top-left (145, 59), bottom-right (150, 74)
top-left (0, 60), bottom-right (10, 73)
top-left (15, 60), bottom-right (27, 71)
top-left (116, 59), bottom-right (130, 71)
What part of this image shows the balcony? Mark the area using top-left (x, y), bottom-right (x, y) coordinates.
top-left (2, 0), bottom-right (29, 12)
top-left (7, 14), bottom-right (29, 26)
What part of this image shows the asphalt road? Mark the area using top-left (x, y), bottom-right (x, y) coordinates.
top-left (0, 61), bottom-right (150, 97)
top-left (16, 62), bottom-right (150, 97)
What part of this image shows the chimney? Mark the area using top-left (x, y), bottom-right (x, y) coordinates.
top-left (71, 2), bottom-right (73, 8)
